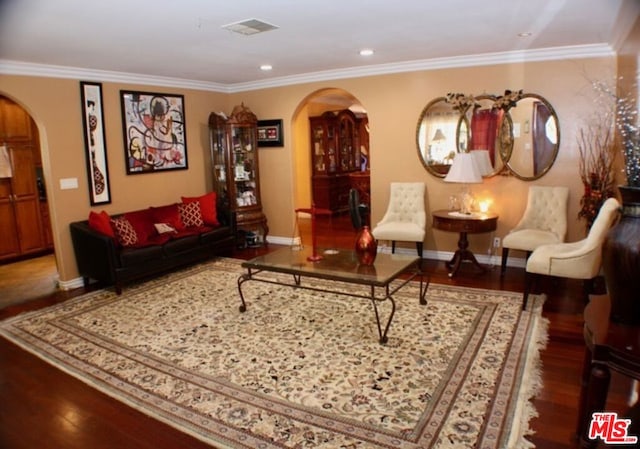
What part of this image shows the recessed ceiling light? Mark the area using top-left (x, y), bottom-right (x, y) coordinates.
top-left (359, 49), bottom-right (374, 56)
top-left (518, 32), bottom-right (532, 37)
top-left (260, 64), bottom-right (272, 71)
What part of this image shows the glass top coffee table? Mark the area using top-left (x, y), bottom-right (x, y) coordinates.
top-left (238, 247), bottom-right (429, 344)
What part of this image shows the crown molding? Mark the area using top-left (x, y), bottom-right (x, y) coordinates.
top-left (229, 44), bottom-right (615, 92)
top-left (0, 60), bottom-right (231, 93)
top-left (0, 43), bottom-right (615, 94)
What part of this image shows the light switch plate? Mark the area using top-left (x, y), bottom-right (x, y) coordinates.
top-left (59, 178), bottom-right (78, 190)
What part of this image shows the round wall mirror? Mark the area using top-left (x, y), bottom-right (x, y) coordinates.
top-left (416, 97), bottom-right (465, 178)
top-left (502, 93), bottom-right (560, 180)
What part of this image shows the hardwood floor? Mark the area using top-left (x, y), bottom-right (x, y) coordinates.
top-left (0, 214), bottom-right (632, 448)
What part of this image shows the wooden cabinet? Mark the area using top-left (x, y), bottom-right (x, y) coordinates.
top-left (310, 109), bottom-right (368, 213)
top-left (209, 104), bottom-right (268, 247)
top-left (0, 146), bottom-right (46, 260)
top-left (0, 96), bottom-right (52, 262)
top-left (0, 98), bottom-right (33, 142)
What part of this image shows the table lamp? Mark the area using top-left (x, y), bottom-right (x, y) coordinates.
top-left (430, 128), bottom-right (447, 162)
top-left (471, 149), bottom-right (493, 177)
top-left (444, 152), bottom-right (483, 214)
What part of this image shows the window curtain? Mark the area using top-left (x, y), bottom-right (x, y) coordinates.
top-left (470, 108), bottom-right (503, 165)
top-left (421, 112), bottom-right (457, 164)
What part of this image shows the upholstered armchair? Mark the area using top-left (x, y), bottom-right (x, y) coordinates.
top-left (501, 186), bottom-right (570, 275)
top-left (372, 182), bottom-right (426, 257)
top-left (522, 197), bottom-right (621, 310)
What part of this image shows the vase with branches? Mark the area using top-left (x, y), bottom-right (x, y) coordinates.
top-left (577, 114), bottom-right (617, 230)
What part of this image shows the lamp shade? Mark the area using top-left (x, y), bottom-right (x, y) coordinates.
top-left (444, 152), bottom-right (482, 184)
top-left (471, 150), bottom-right (493, 176)
top-left (432, 128), bottom-right (446, 142)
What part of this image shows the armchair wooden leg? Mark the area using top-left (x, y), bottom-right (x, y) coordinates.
top-left (391, 241), bottom-right (396, 254)
top-left (523, 272), bottom-right (536, 310)
top-left (501, 248), bottom-right (509, 276)
top-left (583, 278), bottom-right (595, 304)
top-left (416, 242), bottom-right (423, 258)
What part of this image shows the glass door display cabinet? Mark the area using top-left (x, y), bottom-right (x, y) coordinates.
top-left (209, 104), bottom-right (268, 247)
top-left (310, 109), bottom-right (367, 213)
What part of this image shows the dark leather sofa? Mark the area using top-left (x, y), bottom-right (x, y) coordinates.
top-left (70, 200), bottom-right (236, 294)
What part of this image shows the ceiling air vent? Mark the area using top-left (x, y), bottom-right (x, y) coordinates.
top-left (222, 19), bottom-right (279, 36)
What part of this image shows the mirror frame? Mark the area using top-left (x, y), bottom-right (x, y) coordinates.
top-left (417, 91), bottom-right (560, 181)
top-left (415, 96), bottom-right (466, 178)
top-left (501, 92), bottom-right (560, 181)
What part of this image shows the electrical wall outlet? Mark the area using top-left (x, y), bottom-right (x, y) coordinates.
top-left (493, 237), bottom-right (501, 248)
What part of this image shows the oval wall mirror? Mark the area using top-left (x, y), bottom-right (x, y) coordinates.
top-left (502, 93), bottom-right (560, 180)
top-left (463, 94), bottom-right (511, 177)
top-left (416, 97), bottom-right (467, 178)
top-left (418, 91), bottom-right (559, 180)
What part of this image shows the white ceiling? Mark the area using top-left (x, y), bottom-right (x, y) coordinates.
top-left (0, 0), bottom-right (638, 92)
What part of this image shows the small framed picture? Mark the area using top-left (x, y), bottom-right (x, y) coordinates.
top-left (120, 90), bottom-right (188, 174)
top-left (257, 119), bottom-right (284, 147)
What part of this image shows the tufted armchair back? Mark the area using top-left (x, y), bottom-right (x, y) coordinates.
top-left (372, 182), bottom-right (426, 257)
top-left (501, 185), bottom-right (570, 276)
top-left (512, 186), bottom-right (569, 239)
top-left (379, 182), bottom-right (426, 226)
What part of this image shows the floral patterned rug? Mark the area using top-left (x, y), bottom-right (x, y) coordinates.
top-left (0, 258), bottom-right (547, 449)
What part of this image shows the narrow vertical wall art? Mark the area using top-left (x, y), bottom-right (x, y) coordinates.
top-left (80, 81), bottom-right (111, 205)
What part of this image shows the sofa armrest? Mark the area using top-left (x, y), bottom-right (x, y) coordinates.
top-left (69, 221), bottom-right (119, 285)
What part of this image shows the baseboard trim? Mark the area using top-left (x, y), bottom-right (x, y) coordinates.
top-left (265, 236), bottom-right (527, 268)
top-left (60, 240), bottom-right (526, 290)
top-left (58, 277), bottom-right (85, 291)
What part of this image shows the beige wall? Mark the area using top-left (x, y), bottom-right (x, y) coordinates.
top-left (229, 56), bottom-right (618, 254)
top-left (0, 54), bottom-right (621, 285)
top-left (0, 76), bottom-right (229, 283)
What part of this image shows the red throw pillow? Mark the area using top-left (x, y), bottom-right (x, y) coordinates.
top-left (110, 217), bottom-right (138, 247)
top-left (181, 192), bottom-right (219, 226)
top-left (151, 203), bottom-right (185, 231)
top-left (124, 209), bottom-right (156, 244)
top-left (178, 201), bottom-right (204, 227)
top-left (88, 210), bottom-right (115, 238)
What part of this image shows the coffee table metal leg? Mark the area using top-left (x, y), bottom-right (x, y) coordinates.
top-left (237, 270), bottom-right (251, 312)
top-left (370, 285), bottom-right (396, 344)
top-left (419, 272), bottom-right (429, 305)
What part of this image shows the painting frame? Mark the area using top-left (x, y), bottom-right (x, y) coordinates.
top-left (80, 81), bottom-right (112, 205)
top-left (120, 90), bottom-right (188, 175)
top-left (257, 119), bottom-right (284, 147)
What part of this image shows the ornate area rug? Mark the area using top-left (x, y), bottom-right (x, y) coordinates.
top-left (0, 258), bottom-right (547, 449)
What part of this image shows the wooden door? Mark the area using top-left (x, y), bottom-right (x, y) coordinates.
top-left (0, 145), bottom-right (45, 260)
top-left (10, 145), bottom-right (44, 254)
top-left (0, 177), bottom-right (21, 258)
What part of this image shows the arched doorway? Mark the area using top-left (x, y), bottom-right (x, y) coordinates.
top-left (291, 88), bottom-right (370, 213)
top-left (0, 94), bottom-right (58, 307)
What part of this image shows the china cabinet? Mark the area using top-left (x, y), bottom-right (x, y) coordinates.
top-left (310, 109), bottom-right (368, 213)
top-left (209, 104), bottom-right (268, 247)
